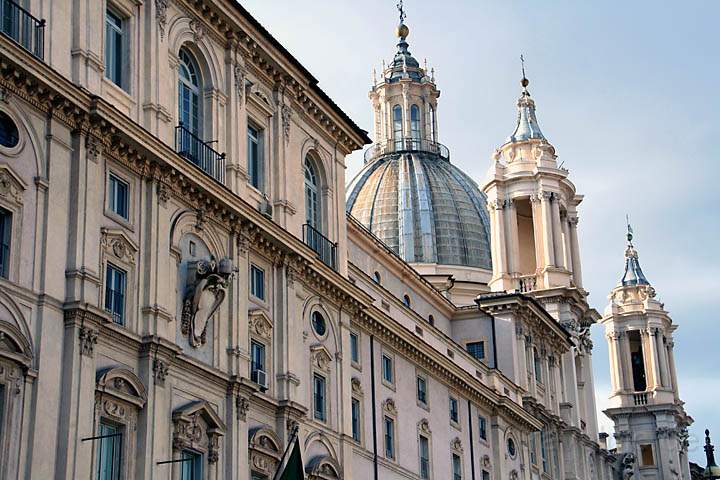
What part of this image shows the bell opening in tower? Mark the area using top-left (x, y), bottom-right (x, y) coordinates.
top-left (515, 198), bottom-right (537, 275)
top-left (628, 330), bottom-right (647, 392)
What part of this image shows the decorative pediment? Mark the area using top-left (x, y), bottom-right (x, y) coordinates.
top-left (0, 320), bottom-right (32, 367)
top-left (310, 344), bottom-right (332, 373)
top-left (417, 418), bottom-right (431, 435)
top-left (382, 398), bottom-right (397, 416)
top-left (0, 164), bottom-right (26, 205)
top-left (249, 309), bottom-right (273, 340)
top-left (306, 455), bottom-right (342, 480)
top-left (249, 426), bottom-right (282, 475)
top-left (172, 400), bottom-right (226, 463)
top-left (101, 227), bottom-right (139, 265)
top-left (96, 367), bottom-right (147, 408)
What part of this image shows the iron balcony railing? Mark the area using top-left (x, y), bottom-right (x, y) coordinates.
top-left (303, 224), bottom-right (337, 271)
top-left (0, 0), bottom-right (45, 59)
top-left (174, 123), bottom-right (226, 184)
top-left (364, 137), bottom-right (450, 163)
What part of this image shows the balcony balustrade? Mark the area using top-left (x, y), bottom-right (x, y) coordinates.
top-left (364, 137), bottom-right (450, 163)
top-left (174, 123), bottom-right (226, 184)
top-left (0, 0), bottom-right (45, 59)
top-left (303, 224), bottom-right (337, 270)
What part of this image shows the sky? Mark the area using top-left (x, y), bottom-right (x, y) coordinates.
top-left (242, 0), bottom-right (720, 464)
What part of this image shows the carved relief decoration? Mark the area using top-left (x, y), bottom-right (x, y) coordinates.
top-left (249, 310), bottom-right (273, 340)
top-left (249, 427), bottom-right (282, 476)
top-left (351, 377), bottom-right (363, 395)
top-left (0, 165), bottom-right (26, 205)
top-left (79, 326), bottom-right (98, 357)
top-left (306, 455), bottom-right (342, 480)
top-left (172, 401), bottom-right (225, 464)
top-left (155, 0), bottom-right (169, 40)
top-left (101, 228), bottom-right (138, 265)
top-left (310, 345), bottom-right (332, 373)
top-left (181, 255), bottom-right (233, 347)
top-left (382, 398), bottom-right (397, 416)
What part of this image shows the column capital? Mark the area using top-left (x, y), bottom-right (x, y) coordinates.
top-left (568, 216), bottom-right (579, 227)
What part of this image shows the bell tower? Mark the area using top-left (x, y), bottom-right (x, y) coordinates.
top-left (481, 67), bottom-right (582, 294)
top-left (601, 224), bottom-right (692, 479)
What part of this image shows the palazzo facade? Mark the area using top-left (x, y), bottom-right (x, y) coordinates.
top-left (0, 1), bottom-right (690, 479)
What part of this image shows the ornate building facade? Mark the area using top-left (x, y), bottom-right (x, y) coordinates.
top-left (0, 1), bottom-right (689, 480)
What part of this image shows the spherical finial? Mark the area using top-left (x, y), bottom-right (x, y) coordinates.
top-left (521, 77), bottom-right (529, 88)
top-left (396, 23), bottom-right (409, 39)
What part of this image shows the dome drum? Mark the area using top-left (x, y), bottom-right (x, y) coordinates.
top-left (364, 137), bottom-right (449, 164)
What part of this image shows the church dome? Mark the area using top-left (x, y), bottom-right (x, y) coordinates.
top-left (346, 151), bottom-right (492, 269)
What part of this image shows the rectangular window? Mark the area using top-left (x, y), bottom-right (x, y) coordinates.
top-left (530, 431), bottom-right (537, 465)
top-left (108, 174), bottom-right (129, 220)
top-left (382, 353), bottom-right (393, 384)
top-left (452, 453), bottom-right (462, 480)
top-left (449, 396), bottom-right (459, 423)
top-left (104, 263), bottom-right (126, 325)
top-left (96, 420), bottom-right (122, 480)
top-left (419, 435), bottom-right (430, 479)
top-left (350, 332), bottom-right (359, 364)
top-left (247, 125), bottom-right (264, 191)
top-left (541, 430), bottom-right (548, 473)
top-left (351, 397), bottom-right (361, 442)
top-left (105, 10), bottom-right (124, 88)
top-left (482, 470), bottom-right (490, 480)
top-left (250, 265), bottom-right (265, 300)
top-left (478, 415), bottom-right (487, 441)
top-left (534, 349), bottom-right (543, 383)
top-left (416, 376), bottom-right (427, 405)
top-left (0, 208), bottom-right (11, 279)
top-left (466, 341), bottom-right (485, 361)
top-left (180, 450), bottom-right (203, 480)
top-left (313, 373), bottom-right (326, 422)
top-left (384, 416), bottom-right (395, 459)
top-left (640, 444), bottom-right (654, 466)
top-left (250, 340), bottom-right (266, 384)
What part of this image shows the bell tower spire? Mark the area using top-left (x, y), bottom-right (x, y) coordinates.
top-left (601, 223), bottom-right (692, 479)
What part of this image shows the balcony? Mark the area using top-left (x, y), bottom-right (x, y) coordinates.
top-left (364, 137), bottom-right (450, 163)
top-left (303, 224), bottom-right (337, 270)
top-left (0, 0), bottom-right (45, 59)
top-left (633, 392), bottom-right (648, 406)
top-left (174, 123), bottom-right (226, 184)
top-left (518, 274), bottom-right (537, 293)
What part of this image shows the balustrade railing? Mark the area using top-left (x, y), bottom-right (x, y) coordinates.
top-left (364, 137), bottom-right (450, 163)
top-left (303, 224), bottom-right (337, 270)
top-left (0, 0), bottom-right (45, 59)
top-left (518, 274), bottom-right (537, 293)
top-left (174, 123), bottom-right (226, 184)
top-left (633, 392), bottom-right (648, 406)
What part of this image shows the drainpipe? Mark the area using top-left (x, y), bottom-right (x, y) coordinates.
top-left (467, 399), bottom-right (476, 480)
top-left (370, 335), bottom-right (379, 480)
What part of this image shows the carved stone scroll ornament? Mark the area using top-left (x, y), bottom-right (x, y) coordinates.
top-left (181, 255), bottom-right (233, 347)
top-left (622, 452), bottom-right (636, 479)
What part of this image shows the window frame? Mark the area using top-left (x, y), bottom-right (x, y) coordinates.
top-left (410, 104), bottom-right (421, 141)
top-left (249, 264), bottom-right (265, 301)
top-left (448, 395), bottom-right (459, 426)
top-left (0, 207), bottom-right (11, 280)
top-left (104, 262), bottom-right (127, 326)
top-left (95, 419), bottom-right (123, 480)
top-left (177, 47), bottom-right (203, 137)
top-left (105, 168), bottom-right (134, 229)
top-left (416, 373), bottom-right (428, 408)
top-left (419, 433), bottom-right (431, 479)
top-left (247, 123), bottom-right (264, 192)
top-left (108, 174), bottom-right (129, 221)
top-left (313, 372), bottom-right (327, 422)
top-left (452, 452), bottom-right (463, 480)
top-left (349, 331), bottom-right (361, 368)
top-left (478, 415), bottom-right (488, 442)
top-left (465, 340), bottom-right (486, 362)
top-left (383, 415), bottom-right (396, 460)
top-left (180, 449), bottom-right (203, 480)
top-left (104, 8), bottom-right (126, 90)
top-left (304, 155), bottom-right (322, 232)
top-left (381, 350), bottom-right (395, 388)
top-left (250, 339), bottom-right (266, 384)
top-left (392, 104), bottom-right (403, 149)
top-left (351, 397), bottom-right (362, 443)
top-left (639, 443), bottom-right (655, 467)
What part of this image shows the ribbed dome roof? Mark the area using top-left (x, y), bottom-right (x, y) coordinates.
top-left (346, 152), bottom-right (492, 269)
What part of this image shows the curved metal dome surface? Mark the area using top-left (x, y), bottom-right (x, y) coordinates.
top-left (346, 152), bottom-right (492, 269)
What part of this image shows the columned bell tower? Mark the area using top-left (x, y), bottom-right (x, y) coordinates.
top-left (481, 74), bottom-right (582, 294)
top-left (601, 226), bottom-right (692, 479)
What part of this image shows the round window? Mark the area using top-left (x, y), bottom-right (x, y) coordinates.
top-left (311, 311), bottom-right (327, 336)
top-left (0, 111), bottom-right (19, 148)
top-left (507, 437), bottom-right (517, 458)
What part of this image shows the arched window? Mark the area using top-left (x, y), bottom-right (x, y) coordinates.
top-left (0, 111), bottom-right (19, 148)
top-left (410, 105), bottom-right (420, 144)
top-left (373, 271), bottom-right (381, 284)
top-left (178, 48), bottom-right (202, 136)
top-left (429, 105), bottom-right (436, 141)
top-left (428, 314), bottom-right (435, 326)
top-left (392, 105), bottom-right (403, 149)
top-left (402, 294), bottom-right (411, 308)
top-left (304, 155), bottom-right (321, 231)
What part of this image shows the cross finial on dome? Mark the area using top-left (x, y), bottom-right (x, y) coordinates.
top-left (507, 54), bottom-right (545, 143)
top-left (397, 0), bottom-right (407, 24)
top-left (520, 54), bottom-right (529, 91)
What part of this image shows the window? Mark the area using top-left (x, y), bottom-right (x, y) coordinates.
top-left (540, 430), bottom-right (548, 473)
top-left (105, 10), bottom-right (124, 89)
top-left (0, 207), bottom-right (11, 279)
top-left (351, 398), bottom-right (361, 442)
top-left (640, 444), bottom-right (654, 466)
top-left (449, 396), bottom-right (459, 423)
top-left (108, 174), bottom-right (129, 220)
top-left (104, 263), bottom-right (126, 325)
top-left (178, 48), bottom-right (201, 136)
top-left (250, 265), bottom-right (265, 300)
top-left (373, 271), bottom-right (381, 284)
top-left (466, 341), bottom-right (485, 361)
top-left (478, 415), bottom-right (487, 441)
top-left (381, 353), bottom-right (393, 384)
top-left (410, 105), bottom-right (420, 142)
top-left (482, 470), bottom-right (490, 480)
top-left (530, 432), bottom-right (537, 465)
top-left (96, 420), bottom-right (122, 480)
top-left (350, 332), bottom-right (360, 364)
top-left (419, 435), bottom-right (430, 479)
top-left (416, 375), bottom-right (427, 405)
top-left (392, 105), bottom-right (403, 149)
top-left (0, 111), bottom-right (19, 148)
top-left (429, 105), bottom-right (436, 141)
top-left (180, 450), bottom-right (203, 480)
top-left (250, 340), bottom-right (266, 382)
top-left (402, 294), bottom-right (411, 308)
top-left (247, 125), bottom-right (263, 191)
top-left (313, 373), bottom-right (326, 421)
top-left (304, 156), bottom-right (320, 231)
top-left (427, 314), bottom-right (435, 326)
top-left (311, 311), bottom-right (327, 337)
top-left (507, 437), bottom-right (517, 458)
top-left (534, 348), bottom-right (542, 383)
top-left (452, 453), bottom-right (462, 480)
top-left (384, 416), bottom-right (395, 459)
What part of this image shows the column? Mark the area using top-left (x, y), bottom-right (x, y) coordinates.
top-left (505, 199), bottom-right (520, 275)
top-left (656, 331), bottom-right (671, 388)
top-left (560, 213), bottom-right (572, 270)
top-left (540, 192), bottom-right (556, 267)
top-left (530, 194), bottom-right (545, 271)
top-left (644, 328), bottom-right (661, 390)
top-left (667, 339), bottom-right (680, 400)
top-left (490, 199), bottom-right (508, 280)
top-left (568, 216), bottom-right (583, 288)
top-left (608, 332), bottom-right (625, 394)
top-left (550, 195), bottom-right (563, 267)
top-left (620, 332), bottom-right (633, 391)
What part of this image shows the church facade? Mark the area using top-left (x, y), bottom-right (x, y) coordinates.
top-left (0, 1), bottom-right (690, 479)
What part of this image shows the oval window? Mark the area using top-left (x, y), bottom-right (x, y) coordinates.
top-left (0, 111), bottom-right (19, 148)
top-left (311, 311), bottom-right (327, 336)
top-left (507, 437), bottom-right (517, 458)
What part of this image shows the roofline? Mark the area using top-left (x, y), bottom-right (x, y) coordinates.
top-left (227, 2), bottom-right (371, 145)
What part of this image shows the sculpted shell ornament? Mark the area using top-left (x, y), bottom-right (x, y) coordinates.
top-left (181, 255), bottom-right (233, 347)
